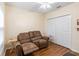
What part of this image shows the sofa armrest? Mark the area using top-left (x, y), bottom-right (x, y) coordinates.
top-left (42, 36), bottom-right (49, 41)
top-left (15, 41), bottom-right (21, 46)
top-left (16, 45), bottom-right (24, 56)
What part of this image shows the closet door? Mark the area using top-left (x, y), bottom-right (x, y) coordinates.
top-left (47, 19), bottom-right (56, 41)
top-left (55, 15), bottom-right (71, 48)
top-left (47, 15), bottom-right (71, 48)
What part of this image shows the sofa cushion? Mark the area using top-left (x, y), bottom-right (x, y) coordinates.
top-left (20, 39), bottom-right (31, 44)
top-left (21, 42), bottom-right (39, 55)
top-left (17, 32), bottom-right (30, 41)
top-left (39, 39), bottom-right (48, 49)
top-left (34, 31), bottom-right (42, 37)
top-left (31, 36), bottom-right (42, 41)
top-left (28, 31), bottom-right (34, 38)
top-left (32, 39), bottom-right (48, 49)
top-left (39, 39), bottom-right (47, 44)
top-left (32, 39), bottom-right (40, 47)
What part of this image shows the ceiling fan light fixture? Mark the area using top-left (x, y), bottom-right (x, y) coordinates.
top-left (40, 3), bottom-right (51, 9)
top-left (37, 2), bottom-right (56, 9)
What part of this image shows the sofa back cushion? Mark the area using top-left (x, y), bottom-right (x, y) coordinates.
top-left (17, 32), bottom-right (31, 44)
top-left (17, 31), bottom-right (43, 43)
top-left (19, 39), bottom-right (31, 44)
top-left (31, 36), bottom-right (42, 41)
top-left (34, 31), bottom-right (42, 37)
top-left (28, 31), bottom-right (34, 38)
top-left (30, 31), bottom-right (42, 41)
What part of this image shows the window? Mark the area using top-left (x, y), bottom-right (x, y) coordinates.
top-left (0, 3), bottom-right (4, 55)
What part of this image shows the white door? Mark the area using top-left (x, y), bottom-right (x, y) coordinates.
top-left (47, 19), bottom-right (56, 41)
top-left (47, 15), bottom-right (71, 48)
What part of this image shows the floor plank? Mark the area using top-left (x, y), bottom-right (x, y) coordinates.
top-left (32, 42), bottom-right (78, 56)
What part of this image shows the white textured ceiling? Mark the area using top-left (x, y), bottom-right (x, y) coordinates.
top-left (6, 2), bottom-right (73, 13)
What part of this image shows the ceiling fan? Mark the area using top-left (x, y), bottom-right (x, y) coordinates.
top-left (37, 2), bottom-right (55, 9)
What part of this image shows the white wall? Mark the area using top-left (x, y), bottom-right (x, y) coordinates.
top-left (44, 3), bottom-right (79, 52)
top-left (5, 5), bottom-right (45, 45)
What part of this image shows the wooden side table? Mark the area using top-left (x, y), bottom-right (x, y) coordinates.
top-left (7, 38), bottom-right (19, 48)
top-left (5, 38), bottom-right (21, 56)
top-left (5, 48), bottom-right (17, 56)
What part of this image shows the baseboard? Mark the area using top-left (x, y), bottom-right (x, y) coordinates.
top-left (50, 41), bottom-right (79, 53)
top-left (70, 48), bottom-right (79, 53)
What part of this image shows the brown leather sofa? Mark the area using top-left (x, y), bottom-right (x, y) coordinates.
top-left (17, 31), bottom-right (49, 55)
top-left (28, 31), bottom-right (49, 49)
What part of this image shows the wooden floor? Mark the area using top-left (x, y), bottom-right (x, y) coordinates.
top-left (5, 42), bottom-right (79, 56)
top-left (32, 42), bottom-right (79, 56)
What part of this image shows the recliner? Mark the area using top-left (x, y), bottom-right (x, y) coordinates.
top-left (29, 31), bottom-right (49, 49)
top-left (17, 31), bottom-right (49, 55)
